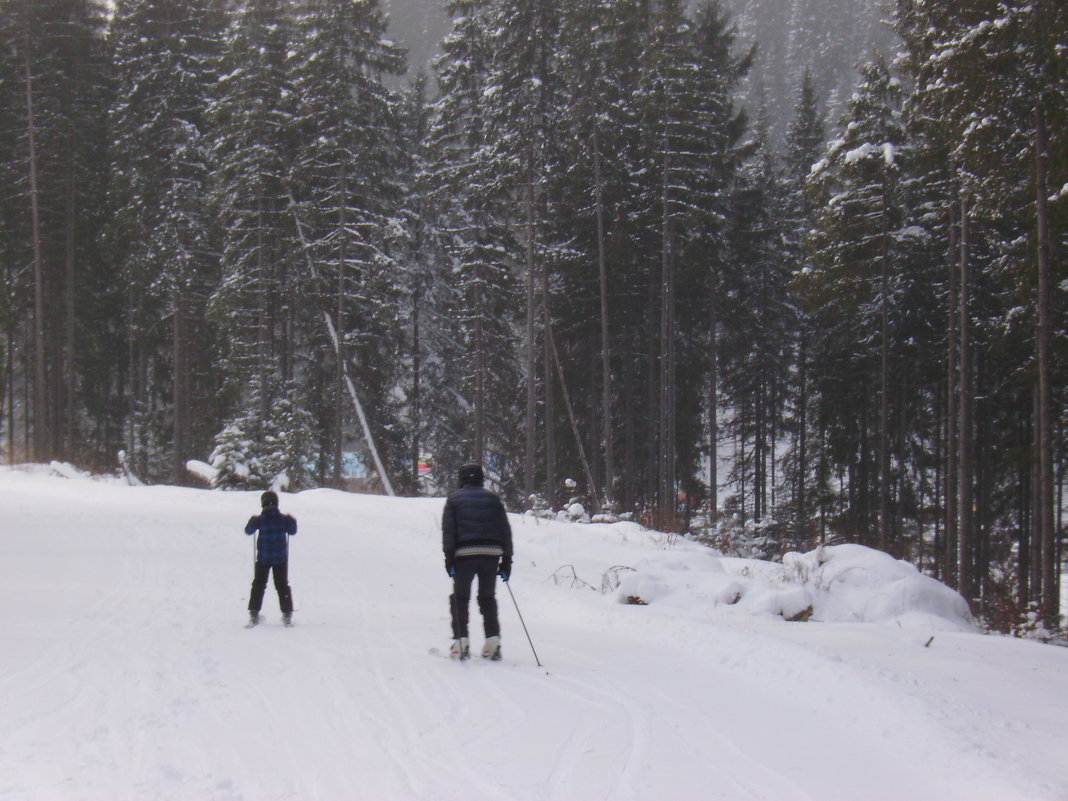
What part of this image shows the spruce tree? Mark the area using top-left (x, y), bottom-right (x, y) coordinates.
top-left (108, 0), bottom-right (223, 483)
top-left (288, 0), bottom-right (407, 487)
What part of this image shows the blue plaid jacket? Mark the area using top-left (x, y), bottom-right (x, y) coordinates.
top-left (245, 507), bottom-right (297, 566)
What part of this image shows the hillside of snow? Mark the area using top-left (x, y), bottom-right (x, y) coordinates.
top-left (2, 465), bottom-right (1067, 801)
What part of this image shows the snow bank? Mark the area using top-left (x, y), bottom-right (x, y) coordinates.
top-left (586, 529), bottom-right (973, 631)
top-left (786, 544), bottom-right (974, 629)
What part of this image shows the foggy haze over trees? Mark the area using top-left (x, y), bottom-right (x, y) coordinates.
top-left (0, 0), bottom-right (1065, 634)
top-left (384, 0), bottom-right (898, 144)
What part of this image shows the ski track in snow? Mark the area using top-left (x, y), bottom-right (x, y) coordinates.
top-left (1, 471), bottom-right (1066, 801)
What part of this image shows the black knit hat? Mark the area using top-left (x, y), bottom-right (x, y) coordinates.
top-left (458, 463), bottom-right (484, 486)
top-left (261, 490), bottom-right (279, 508)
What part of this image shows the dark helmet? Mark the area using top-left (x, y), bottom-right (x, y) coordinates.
top-left (458, 463), bottom-right (484, 486)
top-left (261, 490), bottom-right (279, 508)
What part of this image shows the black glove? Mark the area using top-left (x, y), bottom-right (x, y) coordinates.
top-left (444, 553), bottom-right (456, 577)
top-left (498, 557), bottom-right (512, 582)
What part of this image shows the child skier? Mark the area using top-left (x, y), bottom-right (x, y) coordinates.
top-left (245, 490), bottom-right (297, 626)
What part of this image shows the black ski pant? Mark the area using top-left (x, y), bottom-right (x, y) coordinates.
top-left (450, 555), bottom-right (500, 639)
top-left (249, 561), bottom-right (293, 615)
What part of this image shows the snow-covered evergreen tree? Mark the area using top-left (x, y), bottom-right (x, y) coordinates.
top-left (108, 0), bottom-right (224, 483)
top-left (287, 0), bottom-right (407, 486)
top-left (208, 0), bottom-right (299, 409)
top-left (426, 0), bottom-right (524, 500)
top-left (803, 57), bottom-right (920, 550)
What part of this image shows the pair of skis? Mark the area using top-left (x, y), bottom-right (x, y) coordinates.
top-left (245, 614), bottom-right (293, 629)
top-left (429, 641), bottom-right (501, 661)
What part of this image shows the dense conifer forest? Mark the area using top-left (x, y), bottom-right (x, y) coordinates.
top-left (0, 0), bottom-right (1065, 629)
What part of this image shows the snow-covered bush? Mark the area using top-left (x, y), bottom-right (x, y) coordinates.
top-left (777, 544), bottom-right (973, 627)
top-left (526, 493), bottom-right (554, 520)
top-left (210, 415), bottom-right (258, 490)
top-left (209, 393), bottom-right (315, 491)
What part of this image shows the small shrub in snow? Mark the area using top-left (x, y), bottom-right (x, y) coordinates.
top-left (691, 513), bottom-right (778, 560)
top-left (601, 565), bottom-right (636, 594)
top-left (548, 565), bottom-right (595, 591)
top-left (1013, 604), bottom-right (1053, 641)
top-left (565, 502), bottom-right (589, 522)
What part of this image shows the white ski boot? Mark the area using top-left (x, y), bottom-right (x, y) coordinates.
top-left (449, 637), bottom-right (470, 660)
top-left (482, 636), bottom-right (501, 660)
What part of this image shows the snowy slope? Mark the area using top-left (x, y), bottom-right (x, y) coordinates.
top-left (1, 467), bottom-right (1066, 801)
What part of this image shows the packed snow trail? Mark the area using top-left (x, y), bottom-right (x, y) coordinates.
top-left (1, 468), bottom-right (1066, 801)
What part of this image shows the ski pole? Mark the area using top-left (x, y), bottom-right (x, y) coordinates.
top-left (504, 580), bottom-right (542, 667)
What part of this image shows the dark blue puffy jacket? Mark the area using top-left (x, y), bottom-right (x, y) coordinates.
top-left (246, 507), bottom-right (297, 566)
top-left (442, 484), bottom-right (512, 557)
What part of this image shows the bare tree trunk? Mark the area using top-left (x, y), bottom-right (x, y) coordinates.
top-left (737, 419), bottom-right (747, 525)
top-left (543, 239), bottom-right (555, 509)
top-left (709, 323), bottom-right (719, 520)
top-left (1031, 393), bottom-right (1042, 600)
top-left (256, 195), bottom-right (270, 420)
top-left (658, 132), bottom-right (676, 530)
top-left (411, 290), bottom-right (421, 493)
top-left (933, 387), bottom-right (943, 578)
top-left (65, 164), bottom-right (76, 455)
top-left (644, 286), bottom-right (658, 507)
top-left (946, 199), bottom-right (960, 587)
top-left (797, 331), bottom-right (808, 542)
top-left (24, 31), bottom-right (48, 462)
top-left (878, 190), bottom-right (891, 553)
top-left (1019, 411), bottom-right (1032, 605)
top-left (474, 273), bottom-right (485, 461)
top-left (623, 369), bottom-right (636, 509)
top-left (958, 193), bottom-right (975, 606)
top-left (173, 285), bottom-right (186, 484)
top-left (524, 156), bottom-right (537, 505)
top-left (1033, 100), bottom-right (1057, 623)
top-left (333, 170), bottom-right (348, 487)
top-left (593, 131), bottom-right (614, 506)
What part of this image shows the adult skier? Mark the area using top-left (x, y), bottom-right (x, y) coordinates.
top-left (245, 490), bottom-right (297, 626)
top-left (442, 463), bottom-right (512, 659)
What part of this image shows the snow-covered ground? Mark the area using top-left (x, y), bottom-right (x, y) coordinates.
top-left (2, 465), bottom-right (1066, 801)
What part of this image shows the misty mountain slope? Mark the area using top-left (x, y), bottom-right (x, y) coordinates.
top-left (1, 468), bottom-right (1066, 801)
